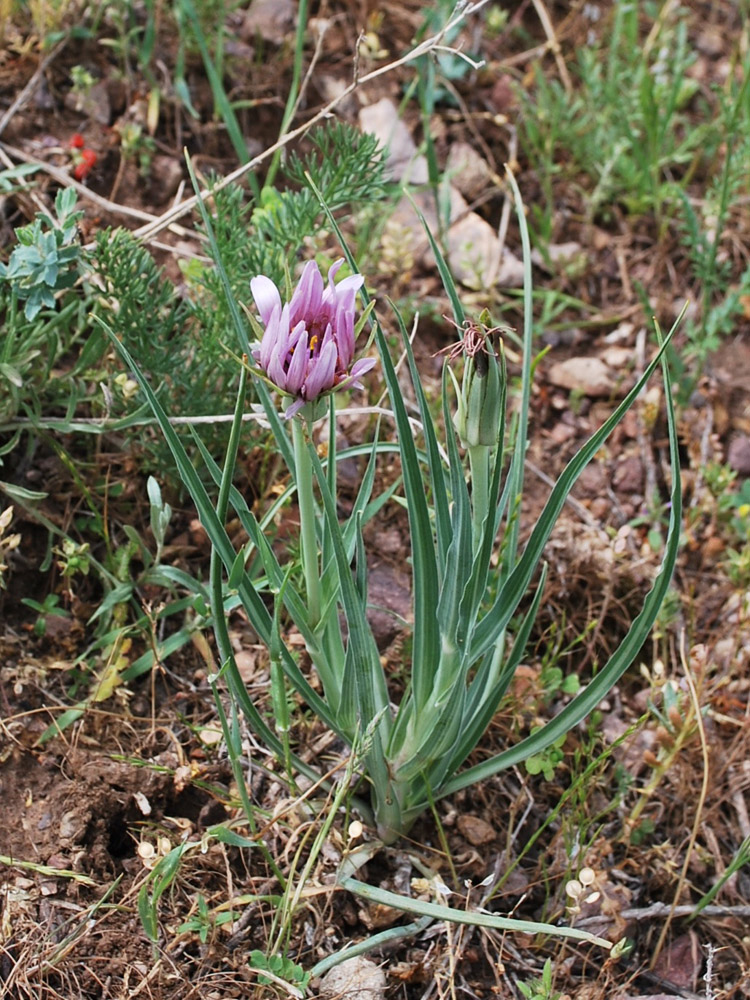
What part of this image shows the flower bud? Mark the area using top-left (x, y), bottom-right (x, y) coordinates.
top-left (452, 316), bottom-right (504, 448)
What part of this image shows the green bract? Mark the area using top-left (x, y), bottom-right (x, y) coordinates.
top-left (106, 171), bottom-right (682, 845)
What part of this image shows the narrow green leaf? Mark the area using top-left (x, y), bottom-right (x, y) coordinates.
top-left (306, 441), bottom-right (399, 831)
top-left (179, 0), bottom-right (252, 169)
top-left (341, 878), bottom-right (612, 949)
top-left (502, 169), bottom-right (534, 573)
top-left (441, 320), bottom-right (682, 799)
top-left (409, 194), bottom-right (464, 326)
top-left (470, 319), bottom-right (678, 666)
top-left (100, 317), bottom-right (346, 765)
top-left (388, 299), bottom-right (451, 571)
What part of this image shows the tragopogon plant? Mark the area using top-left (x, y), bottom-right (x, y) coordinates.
top-left (107, 174), bottom-right (681, 845)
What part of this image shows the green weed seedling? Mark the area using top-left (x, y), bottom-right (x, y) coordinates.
top-left (21, 593), bottom-right (72, 637)
top-left (69, 64), bottom-right (96, 109)
top-left (517, 958), bottom-right (563, 1000)
top-left (721, 477), bottom-right (750, 586)
top-left (117, 121), bottom-right (156, 177)
top-left (524, 730), bottom-right (567, 783)
top-left (178, 895), bottom-right (237, 944)
top-left (536, 618), bottom-right (589, 702)
top-left (692, 835), bottom-right (750, 916)
top-left (248, 951), bottom-right (310, 996)
top-left (625, 668), bottom-right (702, 844)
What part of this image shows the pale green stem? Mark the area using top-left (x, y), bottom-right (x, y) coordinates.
top-left (468, 444), bottom-right (490, 545)
top-left (270, 623), bottom-right (296, 792)
top-left (292, 416), bottom-right (321, 627)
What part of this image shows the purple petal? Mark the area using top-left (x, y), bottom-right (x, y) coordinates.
top-left (304, 339), bottom-right (338, 400)
top-left (321, 261), bottom-right (344, 310)
top-left (290, 260), bottom-right (323, 326)
top-left (251, 275), bottom-right (281, 325)
top-left (258, 303), bottom-right (285, 370)
top-left (318, 322), bottom-right (334, 355)
top-left (287, 318), bottom-right (307, 350)
top-left (336, 357), bottom-right (376, 392)
top-left (285, 330), bottom-right (309, 394)
top-left (327, 258), bottom-right (344, 284)
top-left (284, 397), bottom-right (306, 419)
top-left (350, 357), bottom-right (376, 378)
top-left (334, 304), bottom-right (355, 367)
top-left (334, 274), bottom-right (364, 298)
top-left (267, 330), bottom-right (290, 390)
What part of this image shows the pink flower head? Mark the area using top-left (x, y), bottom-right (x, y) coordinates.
top-left (250, 259), bottom-right (374, 418)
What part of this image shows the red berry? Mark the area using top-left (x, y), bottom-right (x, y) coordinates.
top-left (73, 148), bottom-right (97, 180)
top-left (70, 133), bottom-right (85, 148)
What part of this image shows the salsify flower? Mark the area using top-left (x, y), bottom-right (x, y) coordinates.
top-left (250, 258), bottom-right (375, 418)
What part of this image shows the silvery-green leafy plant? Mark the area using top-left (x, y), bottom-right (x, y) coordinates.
top-left (105, 173), bottom-right (681, 845)
top-left (0, 187), bottom-right (84, 321)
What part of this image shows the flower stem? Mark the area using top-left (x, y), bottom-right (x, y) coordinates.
top-left (469, 444), bottom-right (490, 545)
top-left (292, 416), bottom-right (321, 627)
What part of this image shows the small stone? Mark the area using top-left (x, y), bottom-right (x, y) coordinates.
top-left (367, 563), bottom-right (411, 650)
top-left (702, 536), bottom-right (725, 561)
top-left (547, 422), bottom-right (577, 445)
top-left (234, 649), bottom-right (262, 683)
top-left (600, 345), bottom-right (633, 369)
top-left (359, 98), bottom-right (427, 183)
top-left (59, 809), bottom-right (83, 841)
top-left (612, 455), bottom-right (644, 494)
top-left (133, 791), bottom-right (151, 816)
top-left (149, 155), bottom-right (183, 202)
top-left (531, 241), bottom-right (585, 273)
top-left (547, 357), bottom-right (614, 397)
top-left (696, 27), bottom-right (724, 56)
top-left (443, 214), bottom-right (523, 290)
top-left (728, 435), bottom-right (750, 475)
top-left (488, 74), bottom-right (517, 114)
top-left (651, 931), bottom-right (701, 991)
top-left (589, 497), bottom-right (610, 520)
top-left (457, 813), bottom-right (496, 845)
top-left (239, 0), bottom-right (295, 45)
top-left (319, 956), bottom-right (386, 1000)
top-left (445, 141), bottom-right (492, 200)
top-left (46, 854), bottom-right (70, 869)
top-left (621, 995), bottom-right (683, 1000)
top-left (358, 902), bottom-right (401, 929)
top-left (446, 212), bottom-right (500, 289)
top-left (591, 227), bottom-right (612, 251)
top-left (494, 247), bottom-right (524, 287)
top-left (64, 81), bottom-right (111, 124)
top-left (577, 463), bottom-right (607, 498)
top-left (604, 321), bottom-right (636, 344)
